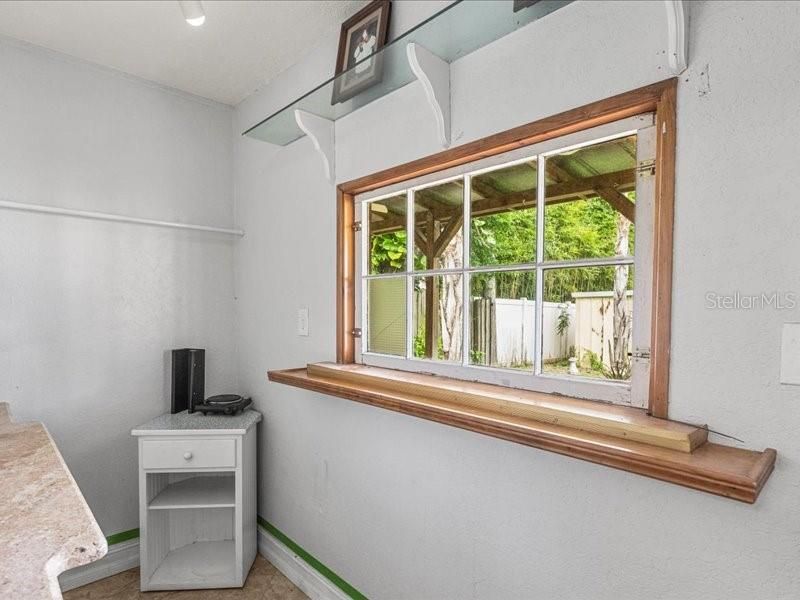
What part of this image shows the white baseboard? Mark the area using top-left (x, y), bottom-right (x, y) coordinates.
top-left (58, 528), bottom-right (348, 599)
top-left (257, 526), bottom-right (349, 600)
top-left (58, 539), bottom-right (140, 592)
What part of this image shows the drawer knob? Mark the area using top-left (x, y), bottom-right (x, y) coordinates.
top-left (183, 451), bottom-right (193, 460)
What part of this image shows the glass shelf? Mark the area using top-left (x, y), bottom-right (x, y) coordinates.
top-left (242, 0), bottom-right (572, 146)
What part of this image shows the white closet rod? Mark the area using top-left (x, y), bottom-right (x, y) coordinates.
top-left (0, 199), bottom-right (245, 237)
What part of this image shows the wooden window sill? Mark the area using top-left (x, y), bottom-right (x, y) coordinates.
top-left (267, 363), bottom-right (776, 504)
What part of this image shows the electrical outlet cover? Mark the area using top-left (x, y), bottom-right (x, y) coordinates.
top-left (780, 323), bottom-right (800, 385)
top-left (297, 308), bottom-right (309, 337)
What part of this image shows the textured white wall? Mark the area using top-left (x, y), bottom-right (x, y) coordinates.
top-left (0, 39), bottom-right (238, 536)
top-left (234, 1), bottom-right (800, 598)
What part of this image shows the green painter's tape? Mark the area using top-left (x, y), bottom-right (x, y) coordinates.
top-left (105, 528), bottom-right (139, 546)
top-left (258, 516), bottom-right (368, 600)
top-left (103, 520), bottom-right (366, 599)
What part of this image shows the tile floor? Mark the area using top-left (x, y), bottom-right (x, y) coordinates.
top-left (62, 555), bottom-right (308, 599)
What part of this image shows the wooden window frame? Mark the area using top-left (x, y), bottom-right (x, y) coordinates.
top-left (337, 79), bottom-right (677, 418)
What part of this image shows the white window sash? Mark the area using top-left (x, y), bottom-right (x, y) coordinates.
top-left (355, 114), bottom-right (654, 406)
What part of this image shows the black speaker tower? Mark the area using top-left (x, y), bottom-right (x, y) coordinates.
top-left (171, 348), bottom-right (205, 414)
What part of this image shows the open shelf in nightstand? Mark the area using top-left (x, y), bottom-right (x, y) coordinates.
top-left (143, 472), bottom-right (238, 589)
top-left (147, 539), bottom-right (236, 590)
top-left (148, 475), bottom-right (235, 510)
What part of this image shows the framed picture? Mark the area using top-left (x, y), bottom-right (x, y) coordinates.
top-left (331, 0), bottom-right (392, 105)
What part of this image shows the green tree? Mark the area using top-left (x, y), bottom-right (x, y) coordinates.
top-left (469, 195), bottom-right (634, 300)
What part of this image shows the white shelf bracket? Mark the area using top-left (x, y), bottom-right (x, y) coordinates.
top-left (294, 109), bottom-right (335, 182)
top-left (664, 0), bottom-right (689, 74)
top-left (407, 42), bottom-right (451, 148)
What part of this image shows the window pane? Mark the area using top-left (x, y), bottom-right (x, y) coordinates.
top-left (470, 159), bottom-right (537, 267)
top-left (469, 270), bottom-right (536, 369)
top-left (541, 265), bottom-right (633, 381)
top-left (368, 194), bottom-right (407, 274)
top-left (544, 135), bottom-right (636, 261)
top-left (412, 274), bottom-right (463, 362)
top-left (413, 180), bottom-right (464, 271)
top-left (367, 277), bottom-right (407, 356)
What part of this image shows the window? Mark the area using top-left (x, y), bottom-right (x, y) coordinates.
top-left (355, 116), bottom-right (655, 407)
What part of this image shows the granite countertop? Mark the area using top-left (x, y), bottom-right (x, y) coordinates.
top-left (131, 408), bottom-right (262, 436)
top-left (0, 403), bottom-right (107, 600)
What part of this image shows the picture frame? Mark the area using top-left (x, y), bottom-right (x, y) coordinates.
top-left (331, 0), bottom-right (392, 105)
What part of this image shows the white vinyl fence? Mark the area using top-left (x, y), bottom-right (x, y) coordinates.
top-left (474, 299), bottom-right (575, 367)
top-left (571, 291), bottom-right (633, 368)
top-left (368, 283), bottom-right (628, 370)
top-left (476, 294), bottom-right (632, 369)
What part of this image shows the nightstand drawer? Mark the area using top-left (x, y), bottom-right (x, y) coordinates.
top-left (141, 439), bottom-right (235, 470)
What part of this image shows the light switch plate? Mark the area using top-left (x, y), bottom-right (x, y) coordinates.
top-left (297, 308), bottom-right (309, 337)
top-left (780, 323), bottom-right (800, 385)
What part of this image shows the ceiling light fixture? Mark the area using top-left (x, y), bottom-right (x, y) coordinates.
top-left (179, 0), bottom-right (206, 27)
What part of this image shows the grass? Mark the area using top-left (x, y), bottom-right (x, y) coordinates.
top-left (543, 357), bottom-right (609, 380)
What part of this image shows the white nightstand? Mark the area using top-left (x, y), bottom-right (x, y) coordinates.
top-left (131, 409), bottom-right (261, 591)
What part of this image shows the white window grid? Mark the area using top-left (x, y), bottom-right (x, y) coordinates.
top-left (355, 115), bottom-right (653, 405)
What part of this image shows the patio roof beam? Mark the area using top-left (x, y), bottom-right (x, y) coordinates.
top-left (369, 169), bottom-right (635, 233)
